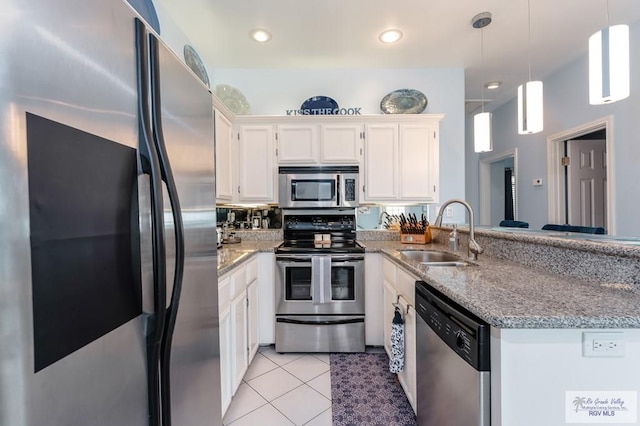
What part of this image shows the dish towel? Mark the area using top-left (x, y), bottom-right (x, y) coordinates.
top-left (389, 307), bottom-right (405, 374)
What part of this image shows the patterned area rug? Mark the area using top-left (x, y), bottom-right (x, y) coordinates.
top-left (330, 352), bottom-right (417, 426)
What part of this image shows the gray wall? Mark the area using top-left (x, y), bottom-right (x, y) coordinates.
top-left (467, 20), bottom-right (640, 236)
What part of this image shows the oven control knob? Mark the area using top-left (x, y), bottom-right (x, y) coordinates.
top-left (455, 331), bottom-right (465, 350)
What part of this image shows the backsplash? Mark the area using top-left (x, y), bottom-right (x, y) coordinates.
top-left (432, 227), bottom-right (640, 291)
top-left (216, 207), bottom-right (282, 229)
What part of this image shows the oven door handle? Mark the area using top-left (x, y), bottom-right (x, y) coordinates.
top-left (330, 255), bottom-right (364, 262)
top-left (311, 256), bottom-right (332, 305)
top-left (276, 256), bottom-right (312, 263)
top-left (277, 255), bottom-right (363, 263)
top-left (276, 317), bottom-right (364, 325)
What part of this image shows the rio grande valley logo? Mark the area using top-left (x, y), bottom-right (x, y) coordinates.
top-left (566, 391), bottom-right (637, 424)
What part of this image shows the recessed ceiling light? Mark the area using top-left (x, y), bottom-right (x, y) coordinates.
top-left (250, 29), bottom-right (271, 43)
top-left (485, 81), bottom-right (502, 90)
top-left (379, 29), bottom-right (403, 44)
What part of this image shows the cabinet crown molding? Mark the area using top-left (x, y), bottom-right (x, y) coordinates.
top-left (233, 113), bottom-right (445, 125)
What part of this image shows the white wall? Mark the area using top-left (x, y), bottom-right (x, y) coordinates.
top-left (492, 328), bottom-right (640, 426)
top-left (467, 21), bottom-right (640, 236)
top-left (213, 68), bottom-right (467, 222)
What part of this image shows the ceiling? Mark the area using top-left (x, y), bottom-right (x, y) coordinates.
top-left (157, 0), bottom-right (640, 114)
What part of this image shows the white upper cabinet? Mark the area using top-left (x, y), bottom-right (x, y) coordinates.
top-left (319, 123), bottom-right (363, 164)
top-left (214, 109), bottom-right (234, 203)
top-left (363, 123), bottom-right (398, 200)
top-left (237, 124), bottom-right (277, 203)
top-left (276, 122), bottom-right (363, 165)
top-left (218, 111), bottom-right (442, 206)
top-left (399, 122), bottom-right (438, 201)
top-left (363, 117), bottom-right (440, 203)
top-left (276, 124), bottom-right (318, 164)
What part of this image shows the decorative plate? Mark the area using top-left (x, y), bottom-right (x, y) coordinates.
top-left (215, 84), bottom-right (251, 115)
top-left (300, 96), bottom-right (339, 115)
top-left (183, 45), bottom-right (210, 88)
top-left (380, 89), bottom-right (427, 114)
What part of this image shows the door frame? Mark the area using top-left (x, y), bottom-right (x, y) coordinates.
top-left (479, 148), bottom-right (518, 226)
top-left (546, 115), bottom-right (615, 234)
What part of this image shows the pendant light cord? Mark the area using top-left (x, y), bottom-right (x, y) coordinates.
top-left (527, 0), bottom-right (532, 82)
top-left (481, 28), bottom-right (485, 113)
top-left (606, 0), bottom-right (610, 27)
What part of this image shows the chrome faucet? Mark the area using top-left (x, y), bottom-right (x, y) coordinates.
top-left (434, 199), bottom-right (484, 260)
top-left (378, 211), bottom-right (390, 229)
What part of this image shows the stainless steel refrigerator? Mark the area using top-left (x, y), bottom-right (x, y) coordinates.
top-left (0, 0), bottom-right (221, 425)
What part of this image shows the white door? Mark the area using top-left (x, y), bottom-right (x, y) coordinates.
top-left (567, 139), bottom-right (606, 228)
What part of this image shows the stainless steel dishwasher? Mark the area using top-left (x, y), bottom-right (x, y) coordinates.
top-left (415, 280), bottom-right (490, 425)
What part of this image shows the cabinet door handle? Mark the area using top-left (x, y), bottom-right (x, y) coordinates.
top-left (237, 186), bottom-right (240, 193)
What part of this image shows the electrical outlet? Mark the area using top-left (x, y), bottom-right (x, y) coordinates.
top-left (445, 206), bottom-right (454, 217)
top-left (583, 332), bottom-right (625, 357)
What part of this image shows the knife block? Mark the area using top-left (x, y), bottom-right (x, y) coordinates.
top-left (400, 227), bottom-right (432, 244)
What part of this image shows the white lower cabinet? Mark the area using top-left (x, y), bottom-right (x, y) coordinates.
top-left (231, 290), bottom-right (248, 392)
top-left (382, 279), bottom-right (397, 356)
top-left (219, 305), bottom-right (232, 415)
top-left (382, 257), bottom-right (418, 414)
top-left (218, 256), bottom-right (261, 417)
top-left (247, 279), bottom-right (259, 361)
top-left (365, 253), bottom-right (384, 346)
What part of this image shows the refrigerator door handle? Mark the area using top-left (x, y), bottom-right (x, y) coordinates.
top-left (135, 18), bottom-right (166, 426)
top-left (149, 32), bottom-right (186, 426)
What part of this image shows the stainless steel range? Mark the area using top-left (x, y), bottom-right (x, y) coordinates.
top-left (275, 209), bottom-right (365, 353)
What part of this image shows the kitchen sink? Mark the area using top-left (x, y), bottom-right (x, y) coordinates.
top-left (399, 250), bottom-right (472, 266)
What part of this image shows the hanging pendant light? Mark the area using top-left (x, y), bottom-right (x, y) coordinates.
top-left (474, 112), bottom-right (493, 153)
top-left (518, 0), bottom-right (543, 135)
top-left (473, 12), bottom-right (493, 153)
top-left (589, 1), bottom-right (629, 105)
top-left (518, 81), bottom-right (543, 134)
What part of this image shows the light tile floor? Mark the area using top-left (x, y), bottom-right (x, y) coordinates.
top-left (223, 346), bottom-right (332, 426)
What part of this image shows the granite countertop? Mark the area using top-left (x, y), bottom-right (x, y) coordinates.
top-left (217, 240), bottom-right (281, 276)
top-left (215, 233), bottom-right (640, 329)
top-left (361, 240), bottom-right (640, 329)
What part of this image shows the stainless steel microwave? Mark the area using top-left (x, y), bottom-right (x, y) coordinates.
top-left (278, 166), bottom-right (359, 208)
